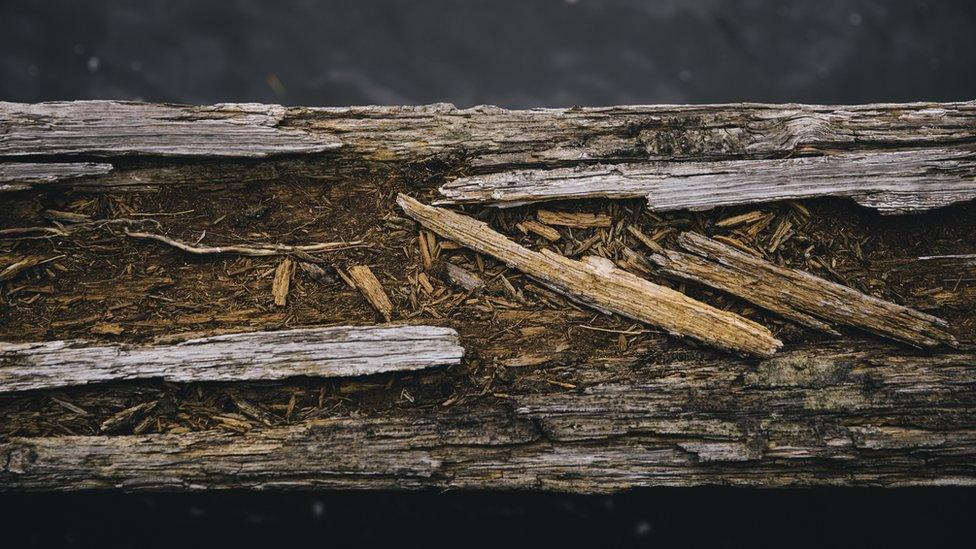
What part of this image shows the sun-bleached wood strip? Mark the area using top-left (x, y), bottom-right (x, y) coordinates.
top-left (437, 146), bottom-right (976, 214)
top-left (0, 162), bottom-right (113, 192)
top-left (3, 342), bottom-right (975, 491)
top-left (649, 232), bottom-right (956, 348)
top-left (397, 194), bottom-right (780, 357)
top-left (0, 325), bottom-right (463, 393)
top-left (347, 265), bottom-right (394, 321)
top-left (0, 101), bottom-right (341, 158)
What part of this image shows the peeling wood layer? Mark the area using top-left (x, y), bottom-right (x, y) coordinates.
top-left (437, 146), bottom-right (976, 214)
top-left (0, 162), bottom-right (113, 192)
top-left (0, 325), bottom-right (463, 393)
top-left (3, 343), bottom-right (974, 491)
top-left (0, 101), bottom-right (342, 158)
top-left (398, 195), bottom-right (781, 357)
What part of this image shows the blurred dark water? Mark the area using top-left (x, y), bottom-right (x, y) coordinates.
top-left (1, 0), bottom-right (974, 107)
top-left (2, 1), bottom-right (975, 547)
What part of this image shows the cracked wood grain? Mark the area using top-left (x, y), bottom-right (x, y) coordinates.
top-left (3, 100), bottom-right (974, 195)
top-left (0, 325), bottom-right (463, 393)
top-left (3, 342), bottom-right (974, 491)
top-left (397, 194), bottom-right (781, 357)
top-left (0, 101), bottom-right (341, 158)
top-left (437, 145), bottom-right (976, 214)
top-left (0, 162), bottom-right (113, 192)
top-left (648, 232), bottom-right (957, 348)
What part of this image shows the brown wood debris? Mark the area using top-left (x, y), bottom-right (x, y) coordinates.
top-left (537, 210), bottom-right (612, 228)
top-left (397, 194), bottom-right (781, 357)
top-left (272, 258), bottom-right (295, 307)
top-left (347, 265), bottom-right (394, 321)
top-left (648, 232), bottom-right (957, 348)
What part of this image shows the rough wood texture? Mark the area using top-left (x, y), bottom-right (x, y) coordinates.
top-left (3, 100), bottom-right (974, 201)
top-left (437, 146), bottom-right (976, 214)
top-left (347, 265), bottom-right (394, 322)
top-left (3, 342), bottom-right (974, 491)
top-left (0, 325), bottom-right (463, 393)
top-left (0, 162), bottom-right (113, 192)
top-left (398, 194), bottom-right (780, 357)
top-left (649, 232), bottom-right (957, 348)
top-left (0, 101), bottom-right (341, 158)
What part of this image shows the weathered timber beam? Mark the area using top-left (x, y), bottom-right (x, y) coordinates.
top-left (0, 162), bottom-right (113, 192)
top-left (0, 101), bottom-right (341, 158)
top-left (0, 325), bottom-right (463, 393)
top-left (397, 194), bottom-right (780, 357)
top-left (1, 100), bottom-right (974, 191)
top-left (3, 342), bottom-right (974, 491)
top-left (648, 232), bottom-right (956, 348)
top-left (437, 145), bottom-right (976, 214)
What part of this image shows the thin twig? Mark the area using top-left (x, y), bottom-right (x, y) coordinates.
top-left (124, 230), bottom-right (363, 257)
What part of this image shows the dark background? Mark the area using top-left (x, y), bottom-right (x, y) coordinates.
top-left (1, 0), bottom-right (975, 547)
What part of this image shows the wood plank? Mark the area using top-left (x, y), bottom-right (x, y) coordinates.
top-left (0, 162), bottom-right (113, 192)
top-left (0, 325), bottom-right (463, 393)
top-left (397, 194), bottom-right (781, 357)
top-left (437, 146), bottom-right (976, 214)
top-left (3, 342), bottom-right (974, 491)
top-left (648, 232), bottom-right (957, 348)
top-left (0, 101), bottom-right (341, 158)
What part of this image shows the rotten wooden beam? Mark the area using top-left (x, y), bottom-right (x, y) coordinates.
top-left (648, 232), bottom-right (957, 348)
top-left (397, 194), bottom-right (781, 357)
top-left (436, 146), bottom-right (976, 214)
top-left (3, 342), bottom-right (974, 491)
top-left (3, 100), bottom-right (975, 195)
top-left (0, 325), bottom-right (463, 393)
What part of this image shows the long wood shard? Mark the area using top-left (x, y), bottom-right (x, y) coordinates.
top-left (437, 146), bottom-right (976, 214)
top-left (0, 325), bottom-right (463, 393)
top-left (648, 232), bottom-right (956, 347)
top-left (397, 194), bottom-right (781, 357)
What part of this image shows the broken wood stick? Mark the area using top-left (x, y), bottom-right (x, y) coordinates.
top-left (125, 230), bottom-right (362, 256)
top-left (397, 194), bottom-right (781, 357)
top-left (347, 265), bottom-right (394, 321)
top-left (537, 210), bottom-right (612, 228)
top-left (0, 325), bottom-right (463, 393)
top-left (436, 146), bottom-right (976, 214)
top-left (648, 232), bottom-right (957, 348)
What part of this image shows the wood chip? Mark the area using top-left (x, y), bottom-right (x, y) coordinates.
top-left (398, 194), bottom-right (781, 357)
top-left (272, 258), bottom-right (295, 306)
top-left (516, 220), bottom-right (561, 241)
top-left (347, 265), bottom-right (394, 321)
top-left (649, 232), bottom-right (957, 348)
top-left (537, 210), bottom-right (612, 228)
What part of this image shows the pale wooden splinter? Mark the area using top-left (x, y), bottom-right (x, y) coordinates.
top-left (347, 265), bottom-right (394, 321)
top-left (648, 232), bottom-right (957, 348)
top-left (397, 194), bottom-right (781, 357)
top-left (272, 258), bottom-right (295, 307)
top-left (0, 325), bottom-right (463, 393)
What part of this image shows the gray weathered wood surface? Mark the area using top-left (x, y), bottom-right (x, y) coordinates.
top-left (2, 342), bottom-right (973, 491)
top-left (437, 146), bottom-right (976, 214)
top-left (0, 325), bottom-right (463, 393)
top-left (0, 162), bottom-right (113, 192)
top-left (2, 100), bottom-right (974, 213)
